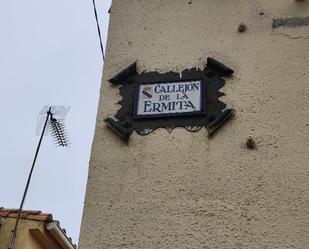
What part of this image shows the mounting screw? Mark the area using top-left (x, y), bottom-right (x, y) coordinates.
top-left (238, 22), bottom-right (247, 33)
top-left (246, 135), bottom-right (256, 149)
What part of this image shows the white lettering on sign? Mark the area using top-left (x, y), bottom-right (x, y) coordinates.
top-left (135, 80), bottom-right (204, 117)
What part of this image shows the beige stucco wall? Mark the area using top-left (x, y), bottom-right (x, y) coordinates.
top-left (0, 218), bottom-right (46, 249)
top-left (79, 0), bottom-right (309, 248)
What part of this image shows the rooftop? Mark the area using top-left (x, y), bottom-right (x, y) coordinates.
top-left (0, 208), bottom-right (53, 222)
top-left (0, 208), bottom-right (76, 249)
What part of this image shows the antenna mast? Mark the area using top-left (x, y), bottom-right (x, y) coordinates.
top-left (7, 105), bottom-right (70, 249)
top-left (7, 107), bottom-right (52, 249)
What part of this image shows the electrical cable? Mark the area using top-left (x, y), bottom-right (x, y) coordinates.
top-left (92, 0), bottom-right (105, 61)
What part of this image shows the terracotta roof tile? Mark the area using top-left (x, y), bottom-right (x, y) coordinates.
top-left (0, 208), bottom-right (53, 222)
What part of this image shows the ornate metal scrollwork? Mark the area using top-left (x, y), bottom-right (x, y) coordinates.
top-left (105, 57), bottom-right (234, 142)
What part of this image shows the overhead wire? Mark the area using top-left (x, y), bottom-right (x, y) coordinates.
top-left (92, 0), bottom-right (105, 61)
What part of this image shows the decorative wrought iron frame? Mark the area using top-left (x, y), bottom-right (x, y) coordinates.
top-left (105, 57), bottom-right (234, 141)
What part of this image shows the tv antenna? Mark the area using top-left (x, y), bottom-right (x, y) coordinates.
top-left (7, 106), bottom-right (70, 249)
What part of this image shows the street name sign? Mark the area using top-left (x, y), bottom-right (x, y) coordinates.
top-left (135, 80), bottom-right (204, 118)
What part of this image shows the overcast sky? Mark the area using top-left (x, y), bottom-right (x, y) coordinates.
top-left (0, 0), bottom-right (111, 244)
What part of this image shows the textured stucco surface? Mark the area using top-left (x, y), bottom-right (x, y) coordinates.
top-left (79, 0), bottom-right (309, 248)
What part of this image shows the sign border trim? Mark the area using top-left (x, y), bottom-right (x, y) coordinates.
top-left (133, 79), bottom-right (205, 119)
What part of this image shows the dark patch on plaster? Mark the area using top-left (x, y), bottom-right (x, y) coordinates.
top-left (273, 16), bottom-right (309, 29)
top-left (238, 23), bottom-right (247, 33)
